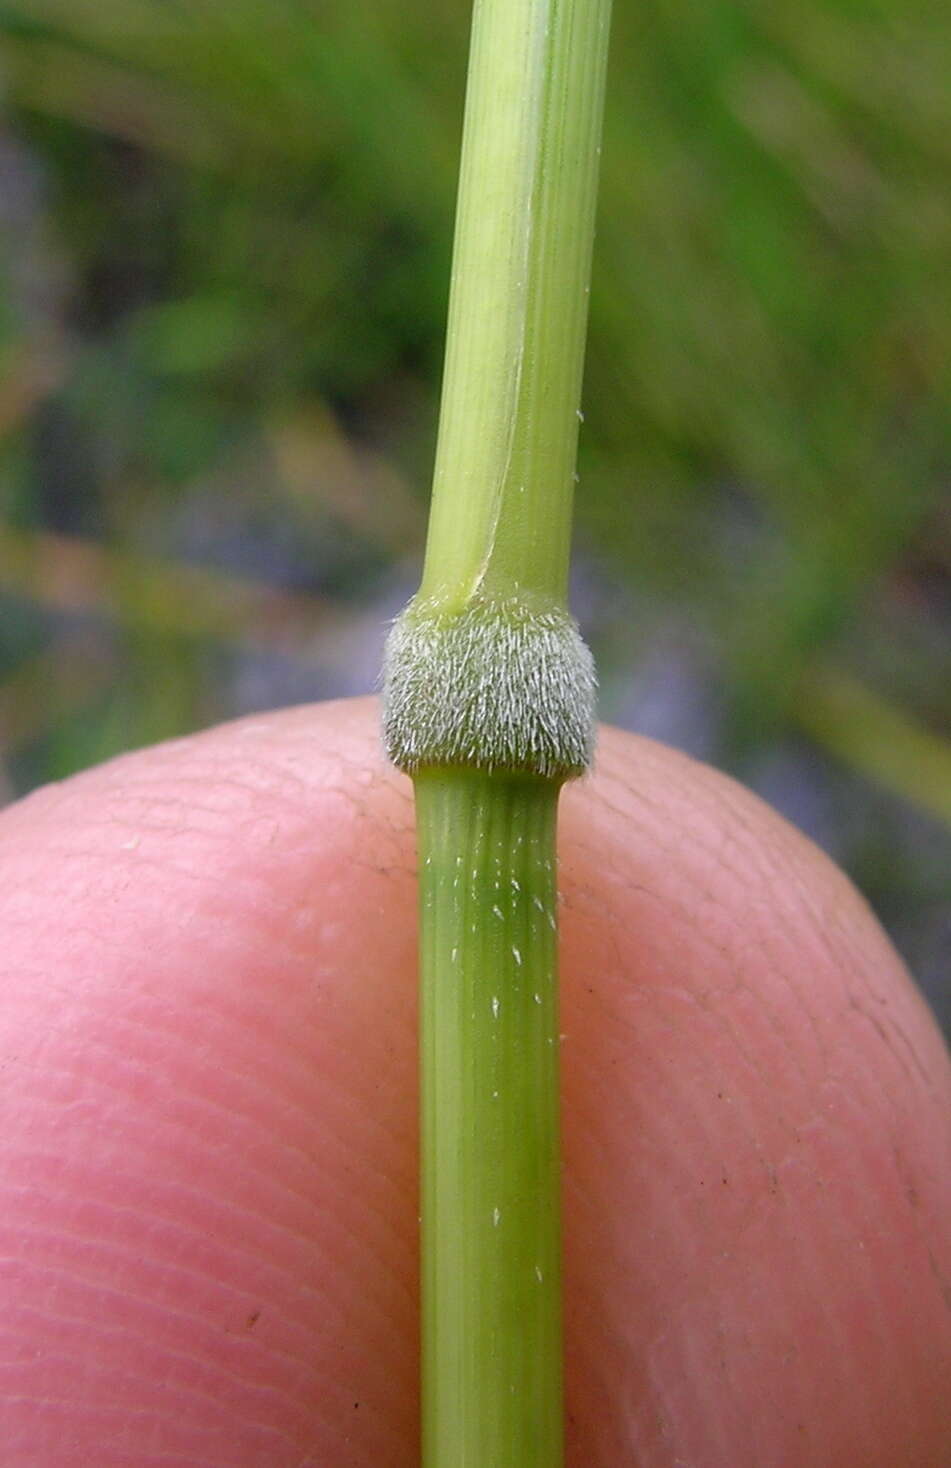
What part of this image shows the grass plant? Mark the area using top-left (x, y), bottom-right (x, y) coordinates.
top-left (382, 0), bottom-right (611, 1462)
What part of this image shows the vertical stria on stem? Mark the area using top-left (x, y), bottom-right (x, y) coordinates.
top-left (416, 772), bottom-right (561, 1464)
top-left (382, 0), bottom-right (612, 1463)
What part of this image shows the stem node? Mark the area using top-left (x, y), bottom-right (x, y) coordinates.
top-left (383, 595), bottom-right (596, 780)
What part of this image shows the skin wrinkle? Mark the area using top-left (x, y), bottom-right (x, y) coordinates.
top-left (144, 1043), bottom-right (411, 1260)
top-left (563, 840), bottom-right (819, 1099)
top-left (563, 739), bottom-right (945, 1462)
top-left (639, 792), bottom-right (839, 1068)
top-left (9, 753), bottom-right (353, 855)
top-left (77, 959), bottom-right (406, 1141)
top-left (569, 780), bottom-right (804, 963)
top-left (1, 751), bottom-right (416, 1462)
top-left (2, 1206), bottom-right (316, 1360)
top-left (591, 748), bottom-right (851, 969)
top-left (1, 1297), bottom-right (307, 1426)
top-left (842, 1182), bottom-right (918, 1430)
top-left (928, 1248), bottom-right (951, 1314)
top-left (568, 1018), bottom-right (772, 1319)
top-left (13, 1216), bottom-right (391, 1409)
top-left (561, 839), bottom-right (715, 948)
top-left (0, 698), bottom-right (949, 1465)
top-left (6, 1394), bottom-right (304, 1468)
top-left (10, 1029), bottom-right (409, 1252)
top-left (800, 1202), bottom-right (900, 1464)
top-left (846, 988), bottom-right (931, 1089)
top-left (3, 1156), bottom-right (338, 1299)
top-left (5, 1404), bottom-right (285, 1467)
top-left (575, 1013), bottom-right (803, 1254)
top-left (3, 1244), bottom-right (405, 1462)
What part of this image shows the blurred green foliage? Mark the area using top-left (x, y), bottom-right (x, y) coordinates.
top-left (0, 2), bottom-right (949, 1000)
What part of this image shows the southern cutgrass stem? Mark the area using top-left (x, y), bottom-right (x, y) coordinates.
top-left (383, 1), bottom-right (611, 1462)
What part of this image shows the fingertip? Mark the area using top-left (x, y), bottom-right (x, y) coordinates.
top-left (0, 699), bottom-right (421, 1466)
top-left (1, 702), bottom-right (948, 1466)
top-left (560, 726), bottom-right (951, 1467)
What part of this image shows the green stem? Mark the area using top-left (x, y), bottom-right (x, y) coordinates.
top-left (420, 0), bottom-right (613, 609)
top-left (382, 2), bottom-right (611, 1464)
top-left (417, 772), bottom-right (561, 1466)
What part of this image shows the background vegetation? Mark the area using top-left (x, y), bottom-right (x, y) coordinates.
top-left (0, 0), bottom-right (948, 1027)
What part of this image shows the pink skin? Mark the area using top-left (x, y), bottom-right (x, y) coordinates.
top-left (0, 698), bottom-right (948, 1466)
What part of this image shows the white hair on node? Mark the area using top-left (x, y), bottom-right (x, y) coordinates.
top-left (382, 596), bottom-right (597, 779)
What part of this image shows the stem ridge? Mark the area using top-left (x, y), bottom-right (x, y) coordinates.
top-left (416, 773), bottom-right (562, 1466)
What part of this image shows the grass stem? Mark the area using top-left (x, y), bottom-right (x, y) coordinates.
top-left (382, 1), bottom-right (612, 1462)
top-left (416, 771), bottom-right (561, 1464)
top-left (420, 0), bottom-right (613, 610)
